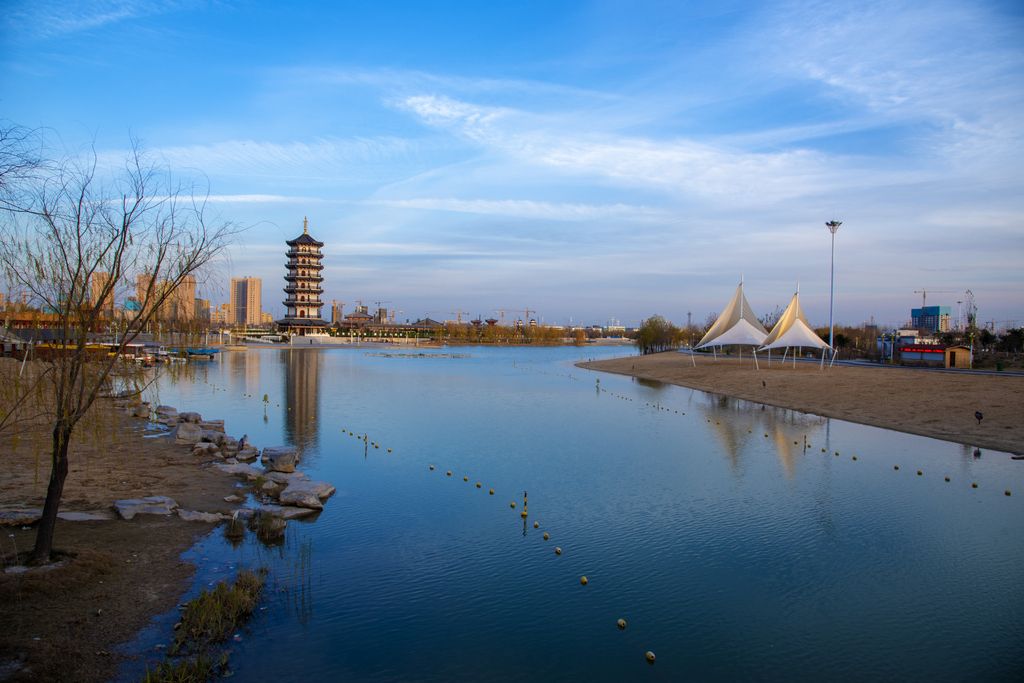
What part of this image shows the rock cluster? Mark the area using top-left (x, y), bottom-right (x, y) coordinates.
top-left (124, 403), bottom-right (337, 528)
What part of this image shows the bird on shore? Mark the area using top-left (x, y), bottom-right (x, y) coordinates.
top-left (975, 411), bottom-right (983, 425)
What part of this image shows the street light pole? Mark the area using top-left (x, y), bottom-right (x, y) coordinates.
top-left (825, 220), bottom-right (842, 351)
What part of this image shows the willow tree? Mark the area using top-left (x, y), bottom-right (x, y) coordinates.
top-left (0, 131), bottom-right (236, 564)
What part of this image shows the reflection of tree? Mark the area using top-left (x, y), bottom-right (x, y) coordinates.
top-left (282, 349), bottom-right (320, 450)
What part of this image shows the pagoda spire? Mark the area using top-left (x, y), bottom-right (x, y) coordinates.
top-left (303, 216), bottom-right (309, 234)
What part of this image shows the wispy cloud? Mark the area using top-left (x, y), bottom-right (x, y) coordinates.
top-left (4, 0), bottom-right (186, 38)
top-left (366, 197), bottom-right (663, 222)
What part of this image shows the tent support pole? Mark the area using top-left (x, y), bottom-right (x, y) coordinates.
top-left (820, 350), bottom-right (825, 370)
top-left (690, 349), bottom-right (696, 367)
top-left (829, 349), bottom-right (838, 368)
top-left (753, 349), bottom-right (759, 370)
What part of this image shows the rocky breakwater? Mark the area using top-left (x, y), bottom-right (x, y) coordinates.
top-left (106, 403), bottom-right (336, 541)
top-left (133, 404), bottom-right (338, 544)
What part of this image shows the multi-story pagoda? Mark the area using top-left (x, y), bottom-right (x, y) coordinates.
top-left (277, 217), bottom-right (329, 336)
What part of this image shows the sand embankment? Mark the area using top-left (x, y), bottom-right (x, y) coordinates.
top-left (578, 353), bottom-right (1024, 454)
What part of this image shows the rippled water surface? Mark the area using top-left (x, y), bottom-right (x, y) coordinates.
top-left (133, 346), bottom-right (1023, 681)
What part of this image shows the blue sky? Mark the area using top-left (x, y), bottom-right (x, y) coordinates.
top-left (2, 0), bottom-right (1022, 328)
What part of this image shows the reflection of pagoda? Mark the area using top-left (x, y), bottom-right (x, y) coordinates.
top-left (277, 217), bottom-right (329, 335)
top-left (282, 348), bottom-right (320, 451)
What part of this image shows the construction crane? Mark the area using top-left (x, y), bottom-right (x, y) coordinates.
top-left (448, 310), bottom-right (469, 324)
top-left (913, 289), bottom-right (957, 309)
top-left (494, 309), bottom-right (507, 324)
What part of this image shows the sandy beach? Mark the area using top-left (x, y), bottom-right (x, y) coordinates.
top-left (579, 353), bottom-right (1024, 455)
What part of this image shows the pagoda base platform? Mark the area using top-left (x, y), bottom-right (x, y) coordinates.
top-left (277, 318), bottom-right (331, 336)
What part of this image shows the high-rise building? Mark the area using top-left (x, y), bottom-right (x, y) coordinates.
top-left (194, 298), bottom-right (211, 322)
top-left (911, 306), bottom-right (952, 333)
top-left (169, 275), bottom-right (196, 322)
top-left (89, 272), bottom-right (116, 319)
top-left (230, 276), bottom-right (262, 326)
top-left (331, 300), bottom-right (344, 325)
top-left (277, 217), bottom-right (328, 335)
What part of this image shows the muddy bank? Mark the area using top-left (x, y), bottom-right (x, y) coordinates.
top-left (0, 398), bottom-right (239, 682)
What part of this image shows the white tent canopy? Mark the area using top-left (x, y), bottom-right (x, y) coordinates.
top-left (760, 291), bottom-right (831, 352)
top-left (696, 281), bottom-right (768, 349)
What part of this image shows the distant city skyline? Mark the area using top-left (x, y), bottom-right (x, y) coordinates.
top-left (2, 1), bottom-right (1021, 328)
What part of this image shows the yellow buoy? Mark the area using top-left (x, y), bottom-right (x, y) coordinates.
top-left (489, 488), bottom-right (494, 495)
top-left (533, 521), bottom-right (539, 529)
top-left (917, 470), bottom-right (923, 476)
top-left (554, 547), bottom-right (562, 555)
top-left (446, 471), bottom-right (452, 477)
top-left (520, 510), bottom-right (528, 518)
top-left (1005, 490), bottom-right (1012, 496)
top-left (617, 618), bottom-right (627, 630)
top-left (580, 576), bottom-right (588, 585)
top-left (971, 482), bottom-right (978, 488)
top-left (476, 482), bottom-right (482, 488)
top-left (821, 448), bottom-right (826, 452)
top-left (542, 532), bottom-right (550, 540)
top-left (387, 448), bottom-right (392, 453)
top-left (894, 465), bottom-right (900, 470)
top-left (510, 501), bottom-right (516, 508)
top-left (852, 456), bottom-right (858, 461)
top-left (944, 476), bottom-right (950, 482)
top-left (645, 651), bottom-right (656, 664)
top-left (463, 475), bottom-right (469, 482)
top-left (429, 464), bottom-right (435, 470)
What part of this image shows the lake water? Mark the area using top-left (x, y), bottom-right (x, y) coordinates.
top-left (127, 345), bottom-right (1023, 681)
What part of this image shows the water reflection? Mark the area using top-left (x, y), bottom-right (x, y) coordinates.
top-left (697, 393), bottom-right (827, 477)
top-left (282, 349), bottom-right (321, 450)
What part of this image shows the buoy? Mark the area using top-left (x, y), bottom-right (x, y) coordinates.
top-left (580, 576), bottom-right (588, 585)
top-left (1005, 490), bottom-right (1012, 496)
top-left (852, 456), bottom-right (857, 461)
top-left (894, 465), bottom-right (900, 470)
top-left (489, 488), bottom-right (494, 495)
top-left (520, 510), bottom-right (528, 518)
top-left (821, 448), bottom-right (826, 452)
top-left (971, 482), bottom-right (978, 488)
top-left (387, 448), bottom-right (392, 453)
top-left (765, 434), bottom-right (769, 437)
top-left (554, 547), bottom-right (562, 555)
top-left (533, 521), bottom-right (539, 528)
top-left (944, 476), bottom-right (950, 482)
top-left (542, 532), bottom-right (550, 540)
top-left (510, 502), bottom-right (516, 508)
top-left (429, 465), bottom-right (435, 470)
top-left (835, 451), bottom-right (840, 456)
top-left (617, 618), bottom-right (627, 630)
top-left (446, 471), bottom-right (452, 477)
top-left (645, 651), bottom-right (656, 664)
top-left (463, 475), bottom-right (469, 482)
top-left (917, 470), bottom-right (922, 476)
top-left (476, 482), bottom-right (482, 488)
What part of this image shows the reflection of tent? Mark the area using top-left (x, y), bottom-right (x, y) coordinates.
top-left (696, 280), bottom-right (768, 367)
top-left (760, 290), bottom-right (831, 366)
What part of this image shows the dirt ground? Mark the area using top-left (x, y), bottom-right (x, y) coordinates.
top-left (0, 391), bottom-right (240, 682)
top-left (579, 353), bottom-right (1024, 454)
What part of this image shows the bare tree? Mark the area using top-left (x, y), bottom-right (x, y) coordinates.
top-left (0, 134), bottom-right (237, 564)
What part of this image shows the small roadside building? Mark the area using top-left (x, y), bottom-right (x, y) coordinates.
top-left (897, 344), bottom-right (946, 366)
top-left (944, 345), bottom-right (972, 369)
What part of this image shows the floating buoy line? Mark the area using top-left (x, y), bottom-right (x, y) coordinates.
top-left (195, 366), bottom-right (1021, 671)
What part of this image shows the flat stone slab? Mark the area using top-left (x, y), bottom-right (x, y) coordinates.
top-left (177, 509), bottom-right (227, 523)
top-left (250, 504), bottom-right (319, 520)
top-left (155, 405), bottom-right (178, 416)
top-left (282, 480), bottom-right (336, 500)
top-left (198, 420), bottom-right (225, 433)
top-left (0, 509), bottom-right (42, 526)
top-left (113, 496), bottom-right (178, 520)
top-left (213, 462), bottom-right (263, 480)
top-left (263, 470), bottom-right (309, 485)
top-left (178, 411), bottom-right (202, 423)
top-left (58, 510), bottom-right (116, 521)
